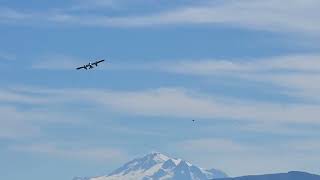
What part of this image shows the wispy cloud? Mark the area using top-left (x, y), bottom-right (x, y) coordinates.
top-left (151, 0), bottom-right (320, 35)
top-left (131, 54), bottom-right (320, 102)
top-left (0, 7), bottom-right (31, 21)
top-left (0, 89), bottom-right (54, 104)
top-left (90, 88), bottom-right (320, 124)
top-left (160, 54), bottom-right (320, 75)
top-left (31, 54), bottom-right (86, 70)
top-left (70, 0), bottom-right (118, 10)
top-left (176, 138), bottom-right (247, 153)
top-left (0, 87), bottom-right (87, 140)
top-left (0, 106), bottom-right (41, 139)
top-left (4, 86), bottom-right (320, 124)
top-left (1, 0), bottom-right (320, 35)
top-left (0, 52), bottom-right (16, 61)
top-left (0, 103), bottom-right (86, 139)
top-left (11, 143), bottom-right (128, 162)
top-left (69, 0), bottom-right (154, 11)
top-left (31, 54), bottom-right (110, 70)
top-left (1, 81), bottom-right (319, 141)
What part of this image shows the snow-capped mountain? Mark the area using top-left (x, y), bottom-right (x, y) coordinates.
top-left (75, 152), bottom-right (227, 180)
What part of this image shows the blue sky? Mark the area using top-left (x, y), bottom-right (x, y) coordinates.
top-left (1, 0), bottom-right (320, 179)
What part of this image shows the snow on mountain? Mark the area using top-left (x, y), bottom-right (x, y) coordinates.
top-left (75, 152), bottom-right (227, 180)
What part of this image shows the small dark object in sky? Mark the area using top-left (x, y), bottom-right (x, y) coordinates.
top-left (77, 59), bottom-right (105, 70)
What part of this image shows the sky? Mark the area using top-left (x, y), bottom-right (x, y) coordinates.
top-left (1, 0), bottom-right (320, 179)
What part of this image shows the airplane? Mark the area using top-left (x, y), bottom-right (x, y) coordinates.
top-left (76, 59), bottom-right (105, 70)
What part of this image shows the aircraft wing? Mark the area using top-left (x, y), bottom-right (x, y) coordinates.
top-left (93, 59), bottom-right (105, 65)
top-left (76, 65), bottom-right (86, 70)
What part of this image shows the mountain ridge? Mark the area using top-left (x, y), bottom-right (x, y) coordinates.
top-left (218, 171), bottom-right (320, 180)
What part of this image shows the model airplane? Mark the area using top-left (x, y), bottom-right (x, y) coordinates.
top-left (76, 59), bottom-right (105, 70)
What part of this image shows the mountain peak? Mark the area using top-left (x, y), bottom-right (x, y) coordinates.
top-left (77, 152), bottom-right (228, 180)
top-left (145, 152), bottom-right (170, 163)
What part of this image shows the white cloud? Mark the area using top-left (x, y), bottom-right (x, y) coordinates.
top-left (0, 89), bottom-right (53, 104)
top-left (69, 0), bottom-right (153, 11)
top-left (0, 52), bottom-right (15, 61)
top-left (159, 54), bottom-right (320, 75)
top-left (1, 84), bottom-right (319, 141)
top-left (0, 104), bottom-right (84, 139)
top-left (5, 86), bottom-right (320, 124)
top-left (0, 7), bottom-right (31, 21)
top-left (260, 73), bottom-right (320, 101)
top-left (11, 143), bottom-right (128, 162)
top-left (176, 138), bottom-right (247, 153)
top-left (71, 0), bottom-right (118, 10)
top-left (136, 54), bottom-right (320, 102)
top-left (153, 0), bottom-right (320, 34)
top-left (0, 88), bottom-right (88, 139)
top-left (32, 54), bottom-right (86, 70)
top-left (0, 106), bottom-right (41, 139)
top-left (1, 0), bottom-right (320, 35)
top-left (235, 122), bottom-right (317, 136)
top-left (94, 88), bottom-right (320, 124)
